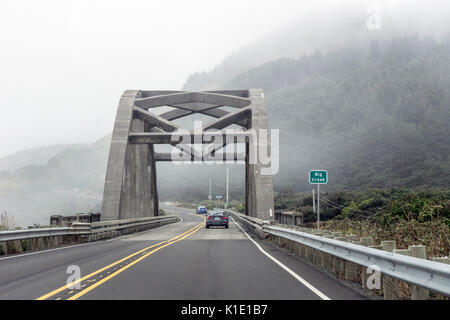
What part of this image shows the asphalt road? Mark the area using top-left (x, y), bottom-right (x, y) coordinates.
top-left (0, 206), bottom-right (366, 300)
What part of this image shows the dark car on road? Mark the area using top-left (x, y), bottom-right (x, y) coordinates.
top-left (196, 206), bottom-right (207, 214)
top-left (205, 210), bottom-right (229, 229)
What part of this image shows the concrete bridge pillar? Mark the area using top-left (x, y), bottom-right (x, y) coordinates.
top-left (245, 89), bottom-right (275, 221)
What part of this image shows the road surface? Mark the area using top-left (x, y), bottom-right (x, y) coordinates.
top-left (0, 206), bottom-right (366, 300)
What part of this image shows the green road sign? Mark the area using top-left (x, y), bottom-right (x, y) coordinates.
top-left (215, 195), bottom-right (223, 199)
top-left (309, 170), bottom-right (328, 184)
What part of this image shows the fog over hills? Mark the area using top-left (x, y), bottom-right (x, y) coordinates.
top-left (0, 135), bottom-right (111, 226)
top-left (183, 2), bottom-right (450, 91)
top-left (0, 144), bottom-right (85, 173)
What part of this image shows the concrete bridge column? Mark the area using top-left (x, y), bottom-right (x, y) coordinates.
top-left (245, 89), bottom-right (275, 221)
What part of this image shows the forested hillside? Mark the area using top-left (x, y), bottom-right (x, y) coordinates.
top-left (220, 36), bottom-right (450, 191)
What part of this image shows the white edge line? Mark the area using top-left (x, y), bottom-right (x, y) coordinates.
top-left (231, 217), bottom-right (331, 300)
top-left (0, 216), bottom-right (183, 261)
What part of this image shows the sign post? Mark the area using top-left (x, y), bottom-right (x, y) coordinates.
top-left (309, 170), bottom-right (328, 229)
top-left (215, 195), bottom-right (223, 208)
top-left (312, 188), bottom-right (316, 214)
top-left (208, 178), bottom-right (212, 200)
top-left (226, 168), bottom-right (229, 209)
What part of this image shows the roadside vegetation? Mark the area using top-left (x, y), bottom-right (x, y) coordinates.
top-left (0, 211), bottom-right (15, 231)
top-left (274, 188), bottom-right (450, 258)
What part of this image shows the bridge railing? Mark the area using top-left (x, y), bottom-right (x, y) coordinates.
top-left (0, 215), bottom-right (179, 256)
top-left (226, 210), bottom-right (450, 298)
top-left (226, 210), bottom-right (266, 230)
top-left (0, 226), bottom-right (91, 242)
top-left (80, 215), bottom-right (179, 240)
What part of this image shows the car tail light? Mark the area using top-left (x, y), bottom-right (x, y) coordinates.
top-left (207, 216), bottom-right (213, 219)
top-left (220, 216), bottom-right (228, 220)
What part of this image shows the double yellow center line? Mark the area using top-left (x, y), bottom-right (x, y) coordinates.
top-left (37, 218), bottom-right (205, 300)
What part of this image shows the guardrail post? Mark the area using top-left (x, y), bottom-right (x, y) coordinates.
top-left (288, 239), bottom-right (294, 251)
top-left (331, 232), bottom-right (342, 237)
top-left (23, 239), bottom-right (32, 252)
top-left (330, 236), bottom-right (346, 279)
top-left (12, 240), bottom-right (23, 254)
top-left (409, 245), bottom-right (429, 300)
top-left (345, 260), bottom-right (360, 282)
top-left (337, 257), bottom-right (346, 279)
top-left (317, 249), bottom-right (324, 268)
top-left (381, 240), bottom-right (398, 300)
top-left (361, 237), bottom-right (374, 290)
top-left (393, 248), bottom-right (412, 299)
top-left (0, 241), bottom-right (7, 256)
top-left (305, 244), bottom-right (312, 262)
top-left (312, 248), bottom-right (318, 265)
top-left (321, 251), bottom-right (328, 270)
top-left (38, 237), bottom-right (45, 250)
top-left (282, 236), bottom-right (287, 248)
top-left (277, 235), bottom-right (282, 247)
top-left (298, 242), bottom-right (305, 258)
top-left (345, 233), bottom-right (359, 282)
top-left (53, 236), bottom-right (61, 247)
top-left (361, 237), bottom-right (374, 246)
top-left (292, 241), bottom-right (299, 256)
top-left (431, 257), bottom-right (450, 264)
top-left (322, 235), bottom-right (333, 272)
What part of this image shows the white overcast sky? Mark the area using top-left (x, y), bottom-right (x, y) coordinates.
top-left (0, 0), bottom-right (448, 158)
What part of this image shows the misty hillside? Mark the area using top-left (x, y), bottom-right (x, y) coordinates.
top-left (0, 144), bottom-right (84, 173)
top-left (220, 36), bottom-right (450, 191)
top-left (182, 16), bottom-right (372, 91)
top-left (0, 135), bottom-right (111, 226)
top-left (182, 4), bottom-right (450, 91)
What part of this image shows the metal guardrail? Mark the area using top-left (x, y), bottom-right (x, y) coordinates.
top-left (265, 225), bottom-right (450, 296)
top-left (225, 209), bottom-right (265, 230)
top-left (0, 215), bottom-right (178, 242)
top-left (0, 227), bottom-right (91, 242)
top-left (228, 210), bottom-right (450, 296)
top-left (88, 215), bottom-right (178, 232)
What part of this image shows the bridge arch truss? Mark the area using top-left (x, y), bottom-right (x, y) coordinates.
top-left (101, 89), bottom-right (275, 221)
